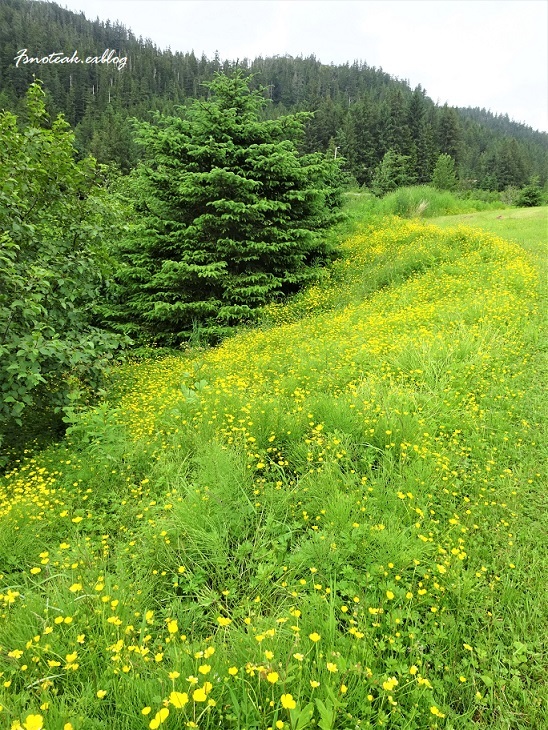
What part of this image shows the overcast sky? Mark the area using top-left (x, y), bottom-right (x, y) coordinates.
top-left (51, 0), bottom-right (548, 132)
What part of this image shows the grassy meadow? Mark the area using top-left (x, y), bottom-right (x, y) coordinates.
top-left (0, 208), bottom-right (546, 729)
top-left (342, 187), bottom-right (505, 222)
top-left (430, 206), bottom-right (548, 258)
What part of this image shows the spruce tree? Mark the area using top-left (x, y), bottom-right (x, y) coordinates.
top-left (437, 105), bottom-right (463, 167)
top-left (338, 100), bottom-right (379, 186)
top-left (371, 149), bottom-right (411, 196)
top-left (108, 72), bottom-right (342, 345)
top-left (432, 153), bottom-right (458, 190)
top-left (415, 116), bottom-right (438, 183)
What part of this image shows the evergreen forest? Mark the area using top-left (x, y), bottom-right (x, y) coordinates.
top-left (1, 0), bottom-right (547, 189)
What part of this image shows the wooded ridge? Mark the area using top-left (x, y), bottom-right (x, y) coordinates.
top-left (1, 0), bottom-right (546, 188)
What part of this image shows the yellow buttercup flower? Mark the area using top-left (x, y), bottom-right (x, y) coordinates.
top-left (430, 706), bottom-right (446, 718)
top-left (281, 693), bottom-right (297, 710)
top-left (149, 707), bottom-right (169, 729)
top-left (169, 691), bottom-right (188, 708)
top-left (23, 716), bottom-right (44, 730)
top-left (382, 677), bottom-right (398, 692)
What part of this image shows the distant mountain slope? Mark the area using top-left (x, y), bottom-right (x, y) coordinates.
top-left (458, 106), bottom-right (547, 141)
top-left (1, 0), bottom-right (546, 186)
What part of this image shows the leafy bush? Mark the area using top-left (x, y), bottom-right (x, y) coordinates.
top-left (515, 178), bottom-right (544, 207)
top-left (0, 83), bottom-right (126, 456)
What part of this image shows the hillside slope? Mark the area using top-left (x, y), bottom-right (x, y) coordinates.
top-left (0, 217), bottom-right (546, 729)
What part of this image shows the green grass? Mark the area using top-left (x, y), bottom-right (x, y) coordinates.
top-left (430, 206), bottom-right (548, 258)
top-left (0, 210), bottom-right (546, 730)
top-left (343, 185), bottom-right (505, 223)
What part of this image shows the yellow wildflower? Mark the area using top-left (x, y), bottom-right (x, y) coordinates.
top-left (149, 707), bottom-right (169, 729)
top-left (23, 716), bottom-right (44, 730)
top-left (169, 691), bottom-right (188, 708)
top-left (281, 694), bottom-right (297, 710)
top-left (193, 687), bottom-right (207, 702)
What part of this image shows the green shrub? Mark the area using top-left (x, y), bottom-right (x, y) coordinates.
top-left (375, 185), bottom-right (505, 218)
top-left (0, 83), bottom-right (126, 457)
top-left (516, 178), bottom-right (544, 207)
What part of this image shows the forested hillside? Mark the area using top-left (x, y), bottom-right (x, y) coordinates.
top-left (1, 0), bottom-right (547, 187)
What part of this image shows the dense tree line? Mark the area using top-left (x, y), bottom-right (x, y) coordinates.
top-left (1, 0), bottom-right (547, 187)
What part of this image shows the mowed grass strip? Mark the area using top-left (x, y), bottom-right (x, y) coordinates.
top-left (431, 205), bottom-right (548, 258)
top-left (0, 217), bottom-right (546, 729)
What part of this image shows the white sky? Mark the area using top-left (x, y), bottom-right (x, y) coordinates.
top-left (49, 0), bottom-right (548, 132)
